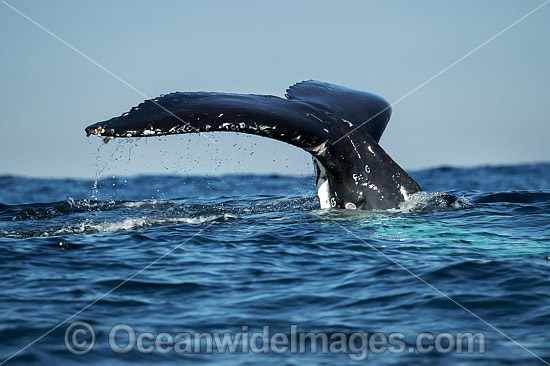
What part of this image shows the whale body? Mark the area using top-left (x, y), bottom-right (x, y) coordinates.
top-left (85, 81), bottom-right (422, 210)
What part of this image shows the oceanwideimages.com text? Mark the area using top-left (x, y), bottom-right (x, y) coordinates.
top-left (65, 322), bottom-right (485, 361)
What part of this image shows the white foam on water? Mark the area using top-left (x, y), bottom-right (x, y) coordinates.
top-left (391, 192), bottom-right (473, 213)
top-left (122, 200), bottom-right (164, 208)
top-left (51, 215), bottom-right (226, 235)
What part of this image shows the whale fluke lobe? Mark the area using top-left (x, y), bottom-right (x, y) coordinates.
top-left (285, 80), bottom-right (391, 143)
top-left (85, 81), bottom-right (422, 210)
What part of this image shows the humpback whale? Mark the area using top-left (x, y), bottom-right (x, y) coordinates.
top-left (85, 81), bottom-right (422, 210)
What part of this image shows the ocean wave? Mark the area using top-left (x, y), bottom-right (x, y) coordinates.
top-left (474, 191), bottom-right (550, 204)
top-left (36, 215), bottom-right (230, 237)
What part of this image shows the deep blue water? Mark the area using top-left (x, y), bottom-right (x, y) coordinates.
top-left (0, 163), bottom-right (549, 365)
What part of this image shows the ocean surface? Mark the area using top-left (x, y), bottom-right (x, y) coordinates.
top-left (0, 163), bottom-right (549, 365)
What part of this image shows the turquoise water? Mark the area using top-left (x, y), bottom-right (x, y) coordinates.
top-left (0, 163), bottom-right (549, 365)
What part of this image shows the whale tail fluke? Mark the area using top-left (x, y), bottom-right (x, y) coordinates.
top-left (85, 81), bottom-right (421, 210)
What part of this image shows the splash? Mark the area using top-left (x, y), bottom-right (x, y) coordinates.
top-left (394, 192), bottom-right (473, 213)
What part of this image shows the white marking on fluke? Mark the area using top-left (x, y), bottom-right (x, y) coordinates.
top-left (313, 158), bottom-right (331, 209)
top-left (343, 119), bottom-right (354, 127)
top-left (306, 141), bottom-right (328, 156)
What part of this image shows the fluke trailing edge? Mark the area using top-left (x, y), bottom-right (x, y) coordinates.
top-left (86, 81), bottom-right (422, 210)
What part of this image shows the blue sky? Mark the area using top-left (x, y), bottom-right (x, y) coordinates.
top-left (1, 0), bottom-right (548, 178)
